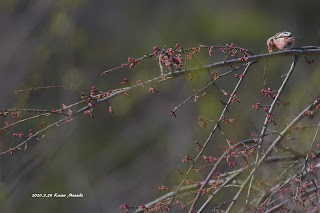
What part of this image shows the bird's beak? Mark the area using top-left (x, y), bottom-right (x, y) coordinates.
top-left (289, 37), bottom-right (298, 40)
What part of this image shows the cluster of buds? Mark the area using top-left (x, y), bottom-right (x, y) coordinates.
top-left (121, 78), bottom-right (129, 85)
top-left (194, 141), bottom-right (202, 151)
top-left (158, 185), bottom-right (171, 191)
top-left (221, 117), bottom-right (235, 123)
top-left (168, 109), bottom-right (176, 117)
top-left (148, 87), bottom-right (159, 94)
top-left (182, 155), bottom-right (192, 162)
top-left (90, 86), bottom-right (97, 96)
top-left (252, 103), bottom-right (262, 110)
top-left (228, 161), bottom-right (237, 168)
top-left (304, 110), bottom-right (315, 119)
top-left (261, 88), bottom-right (276, 98)
top-left (305, 58), bottom-right (315, 64)
top-left (11, 112), bottom-right (20, 119)
top-left (234, 74), bottom-right (244, 78)
top-left (128, 57), bottom-right (139, 68)
top-left (220, 43), bottom-right (247, 59)
top-left (152, 46), bottom-right (160, 55)
top-left (12, 129), bottom-right (35, 139)
top-left (230, 94), bottom-right (241, 103)
top-left (239, 54), bottom-right (249, 62)
top-left (211, 71), bottom-right (218, 80)
top-left (187, 47), bottom-right (201, 58)
top-left (159, 47), bottom-right (183, 76)
top-left (120, 203), bottom-right (129, 213)
top-left (199, 116), bottom-right (209, 128)
top-left (108, 106), bottom-right (113, 114)
top-left (251, 132), bottom-right (259, 143)
top-left (0, 112), bottom-right (8, 117)
top-left (208, 46), bottom-right (214, 56)
top-left (202, 155), bottom-right (217, 163)
top-left (39, 122), bottom-right (46, 128)
top-left (84, 109), bottom-right (94, 118)
top-left (9, 147), bottom-right (19, 154)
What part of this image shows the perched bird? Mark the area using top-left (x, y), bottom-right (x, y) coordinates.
top-left (267, 32), bottom-right (298, 52)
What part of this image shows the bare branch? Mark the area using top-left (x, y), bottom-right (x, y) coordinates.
top-left (187, 62), bottom-right (253, 213)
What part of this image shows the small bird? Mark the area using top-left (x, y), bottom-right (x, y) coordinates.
top-left (267, 32), bottom-right (298, 52)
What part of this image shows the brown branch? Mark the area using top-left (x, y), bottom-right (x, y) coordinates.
top-left (70, 48), bottom-right (319, 120)
top-left (196, 139), bottom-right (256, 212)
top-left (134, 168), bottom-right (245, 213)
top-left (189, 49), bottom-right (319, 73)
top-left (0, 108), bottom-right (67, 116)
top-left (264, 162), bottom-right (320, 213)
top-left (15, 85), bottom-right (88, 96)
top-left (265, 187), bottom-right (318, 213)
top-left (0, 117), bottom-right (67, 155)
top-left (258, 55), bottom-right (300, 145)
top-left (1, 49), bottom-right (319, 157)
top-left (300, 121), bottom-right (320, 176)
top-left (170, 65), bottom-right (245, 116)
top-left (187, 62), bottom-right (253, 213)
top-left (225, 56), bottom-right (300, 212)
top-left (101, 52), bottom-right (158, 75)
top-left (4, 48), bottom-right (320, 128)
top-left (244, 55), bottom-right (300, 204)
top-left (224, 96), bottom-right (320, 212)
top-left (0, 113), bottom-right (51, 131)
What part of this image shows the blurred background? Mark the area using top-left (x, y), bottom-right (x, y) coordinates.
top-left (0, 0), bottom-right (319, 212)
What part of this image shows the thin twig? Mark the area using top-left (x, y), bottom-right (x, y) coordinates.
top-left (0, 117), bottom-right (67, 155)
top-left (133, 170), bottom-right (243, 213)
top-left (15, 85), bottom-right (88, 96)
top-left (187, 63), bottom-right (253, 213)
top-left (259, 56), bottom-right (300, 146)
top-left (0, 108), bottom-right (67, 116)
top-left (301, 121), bottom-right (320, 176)
top-left (225, 56), bottom-right (300, 213)
top-left (0, 113), bottom-right (51, 131)
top-left (170, 65), bottom-right (244, 115)
top-left (186, 49), bottom-right (319, 74)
